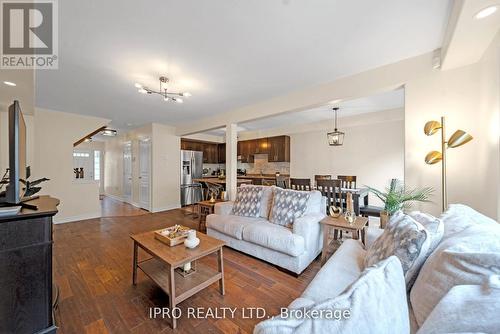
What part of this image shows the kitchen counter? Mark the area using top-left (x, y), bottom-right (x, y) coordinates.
top-left (193, 177), bottom-right (254, 185)
top-left (241, 174), bottom-right (289, 180)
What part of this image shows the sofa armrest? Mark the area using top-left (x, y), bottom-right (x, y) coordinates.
top-left (364, 226), bottom-right (384, 249)
top-left (214, 201), bottom-right (234, 215)
top-left (293, 212), bottom-right (326, 249)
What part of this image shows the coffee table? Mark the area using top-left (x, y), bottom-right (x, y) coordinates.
top-left (319, 215), bottom-right (369, 265)
top-left (130, 231), bottom-right (225, 329)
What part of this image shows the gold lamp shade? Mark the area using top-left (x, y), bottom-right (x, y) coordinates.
top-left (448, 130), bottom-right (473, 148)
top-left (424, 121), bottom-right (442, 135)
top-left (425, 151), bottom-right (442, 164)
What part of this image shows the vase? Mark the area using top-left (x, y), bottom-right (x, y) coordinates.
top-left (380, 210), bottom-right (390, 229)
top-left (184, 230), bottom-right (200, 248)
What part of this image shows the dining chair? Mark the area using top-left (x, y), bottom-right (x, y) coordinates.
top-left (316, 179), bottom-right (342, 214)
top-left (276, 175), bottom-right (289, 189)
top-left (338, 175), bottom-right (357, 189)
top-left (262, 179), bottom-right (276, 186)
top-left (314, 174), bottom-right (332, 181)
top-left (290, 178), bottom-right (312, 191)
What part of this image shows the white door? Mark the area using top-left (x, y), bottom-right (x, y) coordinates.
top-left (123, 142), bottom-right (132, 202)
top-left (139, 139), bottom-right (151, 211)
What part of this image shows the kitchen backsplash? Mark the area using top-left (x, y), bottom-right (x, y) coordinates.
top-left (202, 163), bottom-right (224, 175)
top-left (239, 154), bottom-right (290, 174)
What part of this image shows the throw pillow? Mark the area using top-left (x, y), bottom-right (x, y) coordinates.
top-left (410, 222), bottom-right (500, 327)
top-left (241, 184), bottom-right (274, 218)
top-left (231, 186), bottom-right (263, 217)
top-left (408, 211), bottom-right (444, 256)
top-left (365, 212), bottom-right (431, 289)
top-left (416, 276), bottom-right (500, 334)
top-left (269, 187), bottom-right (310, 228)
top-left (254, 256), bottom-right (409, 334)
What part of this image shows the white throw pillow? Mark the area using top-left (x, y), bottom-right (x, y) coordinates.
top-left (410, 222), bottom-right (500, 327)
top-left (416, 275), bottom-right (500, 334)
top-left (365, 212), bottom-right (431, 289)
top-left (254, 256), bottom-right (409, 334)
top-left (440, 204), bottom-right (498, 239)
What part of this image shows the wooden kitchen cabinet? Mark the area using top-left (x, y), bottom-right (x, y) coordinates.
top-left (181, 139), bottom-right (219, 163)
top-left (267, 135), bottom-right (290, 162)
top-left (217, 143), bottom-right (226, 163)
top-left (237, 140), bottom-right (254, 163)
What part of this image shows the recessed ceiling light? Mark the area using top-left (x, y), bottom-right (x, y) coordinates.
top-left (3, 81), bottom-right (16, 86)
top-left (134, 83), bottom-right (142, 88)
top-left (475, 5), bottom-right (498, 19)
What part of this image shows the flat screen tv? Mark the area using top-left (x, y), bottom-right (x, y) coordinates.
top-left (6, 100), bottom-right (27, 204)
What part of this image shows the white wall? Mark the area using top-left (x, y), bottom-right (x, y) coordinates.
top-left (405, 32), bottom-right (500, 217)
top-left (33, 108), bottom-right (109, 223)
top-left (151, 123), bottom-right (181, 212)
top-left (290, 119), bottom-right (404, 206)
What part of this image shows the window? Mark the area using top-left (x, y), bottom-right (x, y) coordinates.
top-left (94, 150), bottom-right (101, 181)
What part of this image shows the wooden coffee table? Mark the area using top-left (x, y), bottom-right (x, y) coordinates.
top-left (320, 215), bottom-right (369, 265)
top-left (130, 231), bottom-right (225, 329)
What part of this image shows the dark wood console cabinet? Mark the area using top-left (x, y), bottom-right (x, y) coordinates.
top-left (0, 196), bottom-right (60, 334)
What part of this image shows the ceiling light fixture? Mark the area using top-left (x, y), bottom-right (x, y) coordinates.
top-left (101, 128), bottom-right (118, 137)
top-left (3, 81), bottom-right (16, 86)
top-left (135, 76), bottom-right (191, 103)
top-left (474, 5), bottom-right (498, 19)
top-left (327, 107), bottom-right (345, 146)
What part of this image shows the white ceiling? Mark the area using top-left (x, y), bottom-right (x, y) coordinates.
top-left (36, 0), bottom-right (450, 129)
top-left (204, 88), bottom-right (404, 135)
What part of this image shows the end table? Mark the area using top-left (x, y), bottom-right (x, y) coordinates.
top-left (319, 215), bottom-right (369, 266)
top-left (198, 199), bottom-right (226, 232)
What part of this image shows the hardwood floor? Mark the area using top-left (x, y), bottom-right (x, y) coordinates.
top-left (53, 200), bottom-right (321, 334)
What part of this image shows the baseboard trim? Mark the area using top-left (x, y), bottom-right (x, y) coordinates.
top-left (152, 204), bottom-right (181, 213)
top-left (54, 212), bottom-right (101, 224)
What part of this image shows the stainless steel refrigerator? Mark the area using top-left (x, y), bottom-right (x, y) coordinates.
top-left (180, 150), bottom-right (203, 206)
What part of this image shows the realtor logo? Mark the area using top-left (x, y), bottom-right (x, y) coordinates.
top-left (1, 0), bottom-right (58, 69)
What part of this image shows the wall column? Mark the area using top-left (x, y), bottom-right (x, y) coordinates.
top-left (225, 123), bottom-right (238, 201)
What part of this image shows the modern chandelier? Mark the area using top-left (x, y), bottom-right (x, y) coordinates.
top-left (327, 107), bottom-right (345, 146)
top-left (134, 76), bottom-right (191, 103)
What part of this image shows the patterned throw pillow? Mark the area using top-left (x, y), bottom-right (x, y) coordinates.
top-left (364, 212), bottom-right (431, 289)
top-left (231, 186), bottom-right (263, 217)
top-left (269, 188), bottom-right (310, 228)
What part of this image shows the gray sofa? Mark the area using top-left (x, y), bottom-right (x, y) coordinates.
top-left (206, 186), bottom-right (326, 274)
top-left (255, 204), bottom-right (500, 334)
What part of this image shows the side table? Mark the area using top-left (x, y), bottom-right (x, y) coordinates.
top-left (198, 200), bottom-right (226, 232)
top-left (319, 215), bottom-right (369, 265)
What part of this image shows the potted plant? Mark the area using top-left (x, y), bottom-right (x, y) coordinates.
top-left (367, 179), bottom-right (433, 228)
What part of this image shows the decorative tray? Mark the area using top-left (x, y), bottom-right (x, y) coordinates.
top-left (154, 225), bottom-right (191, 246)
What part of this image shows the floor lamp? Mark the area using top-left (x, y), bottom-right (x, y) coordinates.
top-left (424, 116), bottom-right (473, 212)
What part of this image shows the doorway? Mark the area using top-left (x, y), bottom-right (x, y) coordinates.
top-left (139, 139), bottom-right (151, 211)
top-left (123, 142), bottom-right (132, 203)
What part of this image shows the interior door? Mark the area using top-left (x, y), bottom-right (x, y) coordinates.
top-left (123, 142), bottom-right (132, 202)
top-left (139, 139), bottom-right (151, 211)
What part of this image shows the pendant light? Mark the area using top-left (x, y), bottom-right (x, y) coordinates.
top-left (327, 107), bottom-right (345, 146)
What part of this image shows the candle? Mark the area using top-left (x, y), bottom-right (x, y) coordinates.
top-left (183, 262), bottom-right (191, 272)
